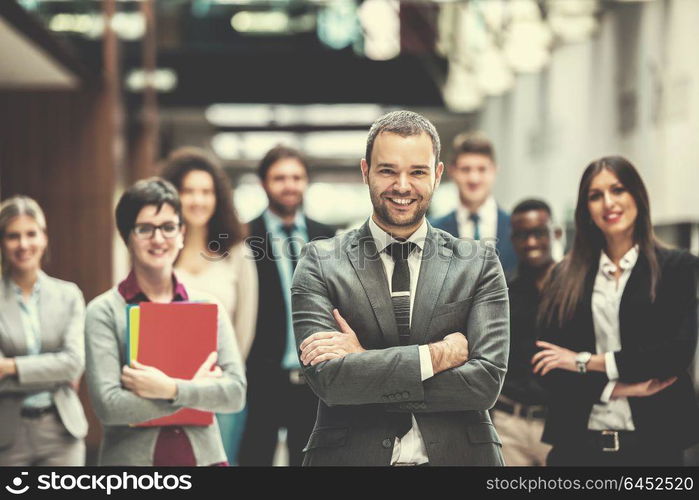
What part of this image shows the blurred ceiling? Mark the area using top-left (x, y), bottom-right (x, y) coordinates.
top-left (16, 0), bottom-right (446, 106)
top-left (0, 1), bottom-right (89, 89)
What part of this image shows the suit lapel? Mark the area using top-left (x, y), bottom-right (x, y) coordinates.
top-left (446, 211), bottom-right (459, 238)
top-left (306, 216), bottom-right (322, 240)
top-left (411, 225), bottom-right (453, 344)
top-left (37, 272), bottom-right (54, 351)
top-left (619, 252), bottom-right (650, 346)
top-left (346, 222), bottom-right (398, 346)
top-left (0, 279), bottom-right (26, 355)
top-left (579, 267), bottom-right (600, 351)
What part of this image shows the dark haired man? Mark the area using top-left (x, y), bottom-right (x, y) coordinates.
top-left (493, 198), bottom-right (561, 466)
top-left (293, 111), bottom-right (509, 466)
top-left (239, 145), bottom-right (335, 466)
top-left (431, 133), bottom-right (517, 275)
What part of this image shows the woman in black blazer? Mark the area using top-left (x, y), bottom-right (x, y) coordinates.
top-left (532, 156), bottom-right (699, 466)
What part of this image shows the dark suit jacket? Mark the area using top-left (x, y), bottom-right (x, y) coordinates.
top-left (538, 247), bottom-right (699, 450)
top-left (245, 213), bottom-right (335, 384)
top-left (291, 221), bottom-right (509, 466)
top-left (430, 207), bottom-right (517, 275)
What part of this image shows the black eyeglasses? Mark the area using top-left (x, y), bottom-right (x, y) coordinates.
top-left (511, 227), bottom-right (550, 241)
top-left (132, 222), bottom-right (181, 240)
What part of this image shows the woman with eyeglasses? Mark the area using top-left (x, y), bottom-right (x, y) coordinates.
top-left (0, 196), bottom-right (88, 466)
top-left (532, 156), bottom-right (699, 465)
top-left (162, 148), bottom-right (257, 465)
top-left (84, 178), bottom-right (246, 466)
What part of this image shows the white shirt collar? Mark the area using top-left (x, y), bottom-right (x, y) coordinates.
top-left (263, 208), bottom-right (306, 233)
top-left (368, 216), bottom-right (427, 253)
top-left (599, 244), bottom-right (639, 278)
top-left (456, 195), bottom-right (497, 225)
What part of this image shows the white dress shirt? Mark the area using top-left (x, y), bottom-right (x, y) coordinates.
top-left (456, 195), bottom-right (498, 242)
top-left (587, 245), bottom-right (639, 431)
top-left (368, 217), bottom-right (434, 465)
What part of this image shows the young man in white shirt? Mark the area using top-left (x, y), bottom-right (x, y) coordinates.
top-left (431, 133), bottom-right (517, 275)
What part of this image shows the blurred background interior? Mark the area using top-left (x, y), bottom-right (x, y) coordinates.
top-left (1, 0), bottom-right (699, 464)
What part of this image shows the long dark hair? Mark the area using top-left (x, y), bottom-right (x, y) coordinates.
top-left (161, 147), bottom-right (247, 256)
top-left (539, 156), bottom-right (661, 327)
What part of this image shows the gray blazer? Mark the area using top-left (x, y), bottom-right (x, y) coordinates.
top-left (85, 287), bottom-right (247, 466)
top-left (0, 272), bottom-right (88, 448)
top-left (291, 221), bottom-right (509, 466)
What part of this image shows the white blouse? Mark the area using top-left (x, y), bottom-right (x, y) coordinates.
top-left (587, 245), bottom-right (639, 431)
top-left (176, 241), bottom-right (259, 360)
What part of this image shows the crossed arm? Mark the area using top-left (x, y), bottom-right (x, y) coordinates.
top-left (532, 256), bottom-right (696, 401)
top-left (291, 243), bottom-right (509, 411)
top-left (0, 284), bottom-right (85, 394)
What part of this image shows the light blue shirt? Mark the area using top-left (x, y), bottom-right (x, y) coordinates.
top-left (263, 209), bottom-right (309, 370)
top-left (13, 282), bottom-right (53, 409)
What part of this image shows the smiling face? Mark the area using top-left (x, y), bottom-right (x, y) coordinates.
top-left (262, 158), bottom-right (308, 217)
top-left (587, 168), bottom-right (638, 242)
top-left (128, 203), bottom-right (184, 274)
top-left (361, 131), bottom-right (443, 237)
top-left (511, 209), bottom-right (554, 270)
top-left (450, 153), bottom-right (497, 208)
top-left (179, 169), bottom-right (216, 229)
top-left (1, 215), bottom-right (47, 276)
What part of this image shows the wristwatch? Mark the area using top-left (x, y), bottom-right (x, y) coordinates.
top-left (575, 352), bottom-right (592, 374)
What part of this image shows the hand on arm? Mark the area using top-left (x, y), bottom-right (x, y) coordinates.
top-left (428, 333), bottom-right (468, 375)
top-left (121, 351), bottom-right (223, 399)
top-left (121, 360), bottom-right (178, 400)
top-left (532, 341), bottom-right (610, 376)
top-left (531, 341), bottom-right (577, 375)
top-left (300, 309), bottom-right (366, 366)
top-left (610, 377), bottom-right (677, 399)
top-left (191, 351), bottom-right (223, 380)
top-left (0, 358), bottom-right (17, 379)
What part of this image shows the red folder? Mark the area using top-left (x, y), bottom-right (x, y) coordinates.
top-left (135, 302), bottom-right (218, 427)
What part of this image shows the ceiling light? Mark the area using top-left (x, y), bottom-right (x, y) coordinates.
top-left (443, 61), bottom-right (484, 113)
top-left (358, 0), bottom-right (400, 61)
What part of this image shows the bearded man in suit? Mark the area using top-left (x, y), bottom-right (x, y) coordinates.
top-left (292, 110), bottom-right (509, 466)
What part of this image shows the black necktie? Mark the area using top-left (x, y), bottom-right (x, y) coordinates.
top-left (282, 224), bottom-right (298, 271)
top-left (469, 212), bottom-right (481, 240)
top-left (386, 241), bottom-right (416, 346)
top-left (386, 241), bottom-right (417, 439)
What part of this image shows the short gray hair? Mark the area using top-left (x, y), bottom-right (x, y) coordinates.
top-left (364, 110), bottom-right (441, 168)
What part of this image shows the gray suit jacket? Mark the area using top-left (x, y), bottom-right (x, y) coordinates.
top-left (291, 220), bottom-right (509, 466)
top-left (0, 272), bottom-right (88, 448)
top-left (85, 287), bottom-right (247, 466)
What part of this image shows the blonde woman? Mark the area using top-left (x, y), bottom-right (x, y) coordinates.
top-left (0, 196), bottom-right (87, 466)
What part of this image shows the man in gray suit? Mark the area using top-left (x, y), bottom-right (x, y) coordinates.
top-left (292, 110), bottom-right (509, 466)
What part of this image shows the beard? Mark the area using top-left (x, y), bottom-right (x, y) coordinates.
top-left (267, 195), bottom-right (302, 217)
top-left (370, 188), bottom-right (430, 229)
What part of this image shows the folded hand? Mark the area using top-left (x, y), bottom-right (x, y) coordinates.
top-left (121, 360), bottom-right (178, 399)
top-left (300, 309), bottom-right (366, 366)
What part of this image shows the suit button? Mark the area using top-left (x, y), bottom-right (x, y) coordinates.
top-left (382, 439), bottom-right (392, 448)
top-left (388, 394), bottom-right (395, 401)
top-left (382, 395), bottom-right (388, 401)
top-left (402, 392), bottom-right (409, 399)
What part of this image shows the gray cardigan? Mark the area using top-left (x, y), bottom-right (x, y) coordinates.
top-left (85, 287), bottom-right (247, 466)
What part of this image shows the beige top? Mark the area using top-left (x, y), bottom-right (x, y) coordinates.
top-left (176, 241), bottom-right (258, 360)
